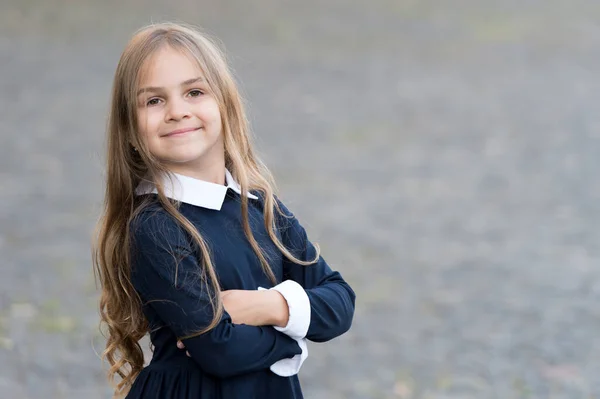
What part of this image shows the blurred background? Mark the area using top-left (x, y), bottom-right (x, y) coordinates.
top-left (2, 0), bottom-right (600, 398)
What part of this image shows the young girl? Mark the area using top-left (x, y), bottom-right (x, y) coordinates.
top-left (93, 22), bottom-right (355, 399)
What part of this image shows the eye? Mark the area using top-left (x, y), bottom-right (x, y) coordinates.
top-left (188, 89), bottom-right (204, 98)
top-left (146, 97), bottom-right (161, 106)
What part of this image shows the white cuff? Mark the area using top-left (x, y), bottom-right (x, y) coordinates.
top-left (259, 280), bottom-right (311, 339)
top-left (269, 337), bottom-right (308, 377)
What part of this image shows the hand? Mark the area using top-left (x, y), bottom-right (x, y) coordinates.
top-left (176, 340), bottom-right (191, 357)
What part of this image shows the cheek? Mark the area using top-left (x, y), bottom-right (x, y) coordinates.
top-left (211, 109), bottom-right (222, 129)
top-left (137, 110), bottom-right (160, 137)
top-left (201, 100), bottom-right (222, 125)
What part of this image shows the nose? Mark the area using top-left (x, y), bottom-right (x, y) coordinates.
top-left (165, 97), bottom-right (191, 121)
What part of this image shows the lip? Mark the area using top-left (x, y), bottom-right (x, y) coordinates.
top-left (163, 127), bottom-right (201, 137)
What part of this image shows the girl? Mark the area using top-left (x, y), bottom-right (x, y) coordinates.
top-left (93, 22), bottom-right (355, 399)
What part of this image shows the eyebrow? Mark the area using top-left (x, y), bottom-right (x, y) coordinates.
top-left (137, 77), bottom-right (205, 96)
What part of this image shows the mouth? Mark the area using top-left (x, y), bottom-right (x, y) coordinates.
top-left (163, 127), bottom-right (201, 137)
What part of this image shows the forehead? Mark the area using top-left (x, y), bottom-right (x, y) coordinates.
top-left (138, 45), bottom-right (204, 87)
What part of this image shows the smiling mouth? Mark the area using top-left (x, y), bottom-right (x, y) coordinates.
top-left (164, 127), bottom-right (201, 137)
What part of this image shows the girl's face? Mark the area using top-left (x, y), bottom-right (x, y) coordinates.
top-left (136, 46), bottom-right (224, 178)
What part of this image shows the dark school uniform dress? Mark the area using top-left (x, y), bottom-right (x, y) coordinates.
top-left (125, 171), bottom-right (356, 399)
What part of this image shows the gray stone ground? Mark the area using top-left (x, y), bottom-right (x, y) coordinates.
top-left (1, 0), bottom-right (600, 398)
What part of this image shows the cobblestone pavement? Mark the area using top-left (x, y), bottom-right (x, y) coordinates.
top-left (2, 1), bottom-right (600, 398)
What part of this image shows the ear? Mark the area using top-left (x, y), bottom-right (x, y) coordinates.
top-left (128, 140), bottom-right (138, 152)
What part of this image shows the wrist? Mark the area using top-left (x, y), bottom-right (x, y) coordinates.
top-left (263, 290), bottom-right (289, 327)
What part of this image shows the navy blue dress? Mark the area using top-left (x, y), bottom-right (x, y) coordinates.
top-left (125, 189), bottom-right (356, 399)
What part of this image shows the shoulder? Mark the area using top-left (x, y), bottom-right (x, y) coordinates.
top-left (131, 202), bottom-right (171, 234)
top-left (129, 203), bottom-right (195, 286)
top-left (271, 196), bottom-right (308, 244)
top-left (272, 195), bottom-right (298, 223)
top-left (248, 191), bottom-right (295, 222)
top-left (129, 202), bottom-right (189, 251)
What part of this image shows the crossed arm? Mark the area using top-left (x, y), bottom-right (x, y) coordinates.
top-left (177, 289), bottom-right (289, 355)
top-left (177, 199), bottom-right (356, 348)
top-left (130, 211), bottom-right (302, 379)
top-left (133, 200), bottom-right (356, 376)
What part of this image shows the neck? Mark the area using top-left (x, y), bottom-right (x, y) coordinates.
top-left (167, 163), bottom-right (226, 185)
top-left (163, 149), bottom-right (226, 185)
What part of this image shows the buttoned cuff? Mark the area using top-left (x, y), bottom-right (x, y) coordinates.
top-left (269, 337), bottom-right (308, 377)
top-left (260, 280), bottom-right (311, 339)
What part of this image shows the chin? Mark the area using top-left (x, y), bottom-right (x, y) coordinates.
top-left (166, 150), bottom-right (205, 162)
top-left (168, 157), bottom-right (203, 165)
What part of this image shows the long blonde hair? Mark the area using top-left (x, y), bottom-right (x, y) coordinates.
top-left (93, 22), bottom-right (318, 394)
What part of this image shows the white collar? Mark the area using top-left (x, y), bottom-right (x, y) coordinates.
top-left (135, 169), bottom-right (258, 211)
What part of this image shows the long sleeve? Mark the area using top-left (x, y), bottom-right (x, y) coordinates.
top-left (276, 200), bottom-right (356, 343)
top-left (130, 210), bottom-right (302, 378)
